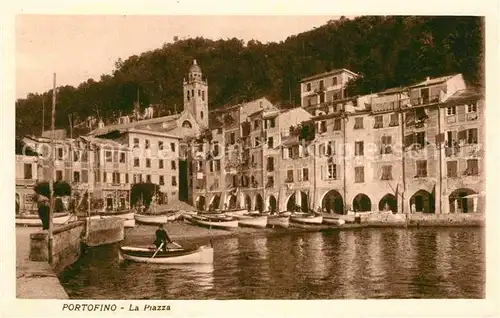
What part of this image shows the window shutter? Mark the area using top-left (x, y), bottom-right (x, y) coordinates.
top-left (336, 164), bottom-right (340, 179)
top-left (321, 165), bottom-right (324, 180)
top-left (299, 145), bottom-right (303, 157)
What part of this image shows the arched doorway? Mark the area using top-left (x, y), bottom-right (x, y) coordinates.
top-left (227, 195), bottom-right (237, 210)
top-left (379, 193), bottom-right (398, 213)
top-left (196, 196), bottom-right (206, 211)
top-left (286, 191), bottom-right (308, 212)
top-left (268, 195), bottom-right (277, 213)
top-left (353, 194), bottom-right (372, 212)
top-left (410, 190), bottom-right (435, 213)
top-left (322, 190), bottom-right (344, 214)
top-left (244, 195), bottom-right (252, 211)
top-left (449, 188), bottom-right (477, 213)
top-left (209, 194), bottom-right (220, 211)
top-left (255, 194), bottom-right (264, 212)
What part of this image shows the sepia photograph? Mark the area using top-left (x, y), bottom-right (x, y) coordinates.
top-left (5, 7), bottom-right (498, 316)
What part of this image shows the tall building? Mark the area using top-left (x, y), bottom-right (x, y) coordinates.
top-left (183, 60), bottom-right (209, 128)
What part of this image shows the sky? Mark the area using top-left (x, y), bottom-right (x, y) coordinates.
top-left (15, 15), bottom-right (338, 99)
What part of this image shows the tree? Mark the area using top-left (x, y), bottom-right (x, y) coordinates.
top-left (130, 182), bottom-right (161, 209)
top-left (34, 181), bottom-right (72, 198)
top-left (15, 16), bottom-right (484, 138)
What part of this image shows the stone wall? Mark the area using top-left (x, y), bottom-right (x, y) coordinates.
top-left (85, 217), bottom-right (124, 247)
top-left (29, 217), bottom-right (124, 273)
top-left (29, 221), bottom-right (85, 274)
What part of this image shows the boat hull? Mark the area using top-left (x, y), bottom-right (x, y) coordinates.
top-left (224, 209), bottom-right (248, 217)
top-left (134, 213), bottom-right (181, 225)
top-left (16, 213), bottom-right (73, 227)
top-left (290, 215), bottom-right (323, 225)
top-left (191, 216), bottom-right (239, 230)
top-left (120, 245), bottom-right (214, 264)
top-left (267, 216), bottom-right (290, 228)
top-left (237, 215), bottom-right (268, 228)
top-left (323, 218), bottom-right (346, 226)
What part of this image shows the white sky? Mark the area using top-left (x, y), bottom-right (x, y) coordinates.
top-left (16, 15), bottom-right (338, 99)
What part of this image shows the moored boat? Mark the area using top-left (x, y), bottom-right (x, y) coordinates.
top-left (323, 217), bottom-right (346, 226)
top-left (16, 212), bottom-right (74, 227)
top-left (290, 213), bottom-right (323, 225)
top-left (223, 208), bottom-right (248, 217)
top-left (190, 215), bottom-right (239, 230)
top-left (236, 215), bottom-right (268, 228)
top-left (119, 243), bottom-right (214, 264)
top-left (267, 215), bottom-right (290, 228)
top-left (134, 212), bottom-right (182, 225)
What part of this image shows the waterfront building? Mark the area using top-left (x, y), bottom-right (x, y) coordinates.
top-left (298, 71), bottom-right (485, 215)
top-left (15, 139), bottom-right (39, 214)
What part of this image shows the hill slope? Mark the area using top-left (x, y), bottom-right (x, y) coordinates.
top-left (15, 16), bottom-right (484, 137)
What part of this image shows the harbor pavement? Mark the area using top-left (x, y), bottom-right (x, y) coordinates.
top-left (16, 227), bottom-right (68, 299)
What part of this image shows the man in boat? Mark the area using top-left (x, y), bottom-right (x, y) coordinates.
top-left (154, 224), bottom-right (172, 252)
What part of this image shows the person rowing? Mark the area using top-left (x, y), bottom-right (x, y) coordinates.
top-left (154, 224), bottom-right (172, 252)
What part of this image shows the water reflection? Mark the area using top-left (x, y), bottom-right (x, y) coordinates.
top-left (62, 228), bottom-right (485, 299)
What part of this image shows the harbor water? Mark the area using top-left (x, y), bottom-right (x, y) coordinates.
top-left (60, 227), bottom-right (484, 299)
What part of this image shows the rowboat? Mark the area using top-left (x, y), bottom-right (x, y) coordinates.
top-left (323, 217), bottom-right (346, 226)
top-left (119, 243), bottom-right (214, 264)
top-left (236, 215), bottom-right (268, 228)
top-left (290, 213), bottom-right (323, 225)
top-left (267, 215), bottom-right (290, 228)
top-left (134, 212), bottom-right (182, 225)
top-left (278, 211), bottom-right (292, 217)
top-left (15, 212), bottom-right (74, 227)
top-left (90, 211), bottom-right (136, 228)
top-left (223, 209), bottom-right (248, 217)
top-left (190, 215), bottom-right (239, 230)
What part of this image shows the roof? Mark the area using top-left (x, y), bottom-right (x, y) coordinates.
top-left (378, 86), bottom-right (408, 95)
top-left (300, 68), bottom-right (359, 83)
top-left (443, 88), bottom-right (484, 105)
top-left (409, 74), bottom-right (458, 88)
top-left (78, 136), bottom-right (130, 148)
top-left (89, 114), bottom-right (179, 136)
top-left (189, 59), bottom-right (202, 74)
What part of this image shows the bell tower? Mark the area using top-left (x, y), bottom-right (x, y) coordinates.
top-left (183, 60), bottom-right (208, 127)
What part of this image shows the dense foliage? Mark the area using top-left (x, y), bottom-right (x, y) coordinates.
top-left (34, 181), bottom-right (72, 198)
top-left (16, 16), bottom-right (484, 137)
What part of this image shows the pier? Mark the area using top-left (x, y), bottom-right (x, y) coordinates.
top-left (17, 217), bottom-right (124, 299)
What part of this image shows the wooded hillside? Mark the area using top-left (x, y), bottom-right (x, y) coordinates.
top-left (15, 16), bottom-right (484, 137)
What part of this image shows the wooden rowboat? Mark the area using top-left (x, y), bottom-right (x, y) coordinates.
top-left (236, 215), bottom-right (268, 228)
top-left (323, 217), bottom-right (346, 226)
top-left (134, 212), bottom-right (181, 225)
top-left (290, 214), bottom-right (323, 225)
top-left (190, 215), bottom-right (239, 230)
top-left (267, 215), bottom-right (290, 228)
top-left (15, 212), bottom-right (74, 227)
top-left (224, 209), bottom-right (248, 217)
top-left (119, 244), bottom-right (214, 264)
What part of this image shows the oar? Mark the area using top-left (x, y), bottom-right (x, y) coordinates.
top-left (151, 242), bottom-right (164, 259)
top-left (171, 241), bottom-right (183, 249)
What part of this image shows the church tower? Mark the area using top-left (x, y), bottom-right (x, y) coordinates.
top-left (183, 60), bottom-right (208, 127)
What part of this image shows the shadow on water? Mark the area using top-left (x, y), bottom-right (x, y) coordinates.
top-left (60, 227), bottom-right (485, 299)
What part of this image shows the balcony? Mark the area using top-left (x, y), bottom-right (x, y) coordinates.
top-left (410, 94), bottom-right (440, 106)
top-left (466, 112), bottom-right (478, 121)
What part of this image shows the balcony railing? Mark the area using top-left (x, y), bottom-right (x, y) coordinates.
top-left (410, 94), bottom-right (440, 106)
